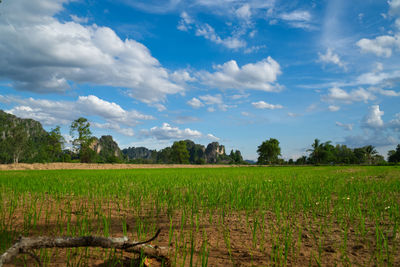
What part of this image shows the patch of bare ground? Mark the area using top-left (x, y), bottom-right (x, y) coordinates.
top-left (0, 163), bottom-right (238, 171)
top-left (2, 196), bottom-right (399, 266)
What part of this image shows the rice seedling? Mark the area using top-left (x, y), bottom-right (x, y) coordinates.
top-left (0, 166), bottom-right (399, 266)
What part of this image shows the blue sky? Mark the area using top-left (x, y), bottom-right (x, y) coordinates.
top-left (1, 0), bottom-right (400, 160)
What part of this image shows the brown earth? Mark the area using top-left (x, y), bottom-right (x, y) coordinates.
top-left (2, 196), bottom-right (399, 267)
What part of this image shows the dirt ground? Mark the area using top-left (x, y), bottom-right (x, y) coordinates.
top-left (0, 163), bottom-right (238, 171)
top-left (2, 197), bottom-right (399, 267)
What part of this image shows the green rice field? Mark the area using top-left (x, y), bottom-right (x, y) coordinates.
top-left (1, 166), bottom-right (400, 266)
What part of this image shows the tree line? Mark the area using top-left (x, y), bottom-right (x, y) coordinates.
top-left (257, 138), bottom-right (400, 165)
top-left (1, 110), bottom-right (400, 165)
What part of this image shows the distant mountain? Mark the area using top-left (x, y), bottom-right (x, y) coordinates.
top-left (90, 135), bottom-right (123, 163)
top-left (0, 110), bottom-right (58, 163)
top-left (122, 147), bottom-right (154, 160)
top-left (0, 110), bottom-right (244, 165)
top-left (0, 110), bottom-right (47, 139)
top-left (123, 139), bottom-right (240, 164)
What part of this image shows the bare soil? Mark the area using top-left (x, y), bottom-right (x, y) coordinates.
top-left (3, 197), bottom-right (399, 267)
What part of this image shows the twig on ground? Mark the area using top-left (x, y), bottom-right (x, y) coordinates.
top-left (0, 230), bottom-right (169, 266)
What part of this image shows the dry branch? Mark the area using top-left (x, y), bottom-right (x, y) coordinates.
top-left (0, 230), bottom-right (169, 266)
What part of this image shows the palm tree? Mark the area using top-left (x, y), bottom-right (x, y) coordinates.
top-left (364, 145), bottom-right (377, 165)
top-left (307, 139), bottom-right (322, 164)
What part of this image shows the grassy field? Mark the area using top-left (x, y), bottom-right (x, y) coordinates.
top-left (0, 166), bottom-right (399, 266)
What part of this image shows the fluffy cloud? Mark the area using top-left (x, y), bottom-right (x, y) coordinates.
top-left (235, 4), bottom-right (252, 20)
top-left (187, 97), bottom-right (204, 108)
top-left (389, 0), bottom-right (400, 16)
top-left (356, 69), bottom-right (400, 91)
top-left (177, 13), bottom-right (246, 49)
top-left (199, 94), bottom-right (230, 111)
top-left (124, 0), bottom-right (274, 15)
top-left (206, 133), bottom-right (220, 141)
top-left (177, 11), bottom-right (194, 31)
top-left (0, 0), bottom-right (184, 103)
top-left (324, 87), bottom-right (375, 103)
top-left (199, 57), bottom-right (282, 91)
top-left (343, 134), bottom-right (397, 148)
top-left (267, 9), bottom-right (315, 30)
top-left (342, 105), bottom-right (399, 148)
top-left (318, 48), bottom-right (345, 69)
top-left (199, 94), bottom-right (223, 105)
top-left (356, 35), bottom-right (400, 58)
top-left (141, 123), bottom-right (218, 141)
top-left (328, 105), bottom-right (340, 112)
top-left (252, 101), bottom-right (283, 110)
top-left (91, 122), bottom-right (135, 137)
top-left (363, 105), bottom-right (384, 129)
top-left (389, 113), bottom-right (400, 131)
top-left (0, 94), bottom-right (153, 136)
top-left (336, 122), bottom-right (353, 131)
top-left (195, 24), bottom-right (246, 49)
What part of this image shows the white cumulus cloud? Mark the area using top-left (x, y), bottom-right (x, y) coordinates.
top-left (235, 4), bottom-right (251, 20)
top-left (0, 0), bottom-right (184, 103)
top-left (187, 97), bottom-right (204, 108)
top-left (141, 123), bottom-right (204, 140)
top-left (324, 87), bottom-right (375, 103)
top-left (199, 57), bottom-right (282, 92)
top-left (328, 105), bottom-right (340, 112)
top-left (356, 35), bottom-right (400, 58)
top-left (0, 94), bottom-right (152, 136)
top-left (252, 101), bottom-right (283, 110)
top-left (363, 105), bottom-right (384, 129)
top-left (318, 48), bottom-right (345, 69)
top-left (195, 24), bottom-right (246, 49)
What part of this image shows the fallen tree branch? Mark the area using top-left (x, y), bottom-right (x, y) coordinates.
top-left (0, 230), bottom-right (169, 267)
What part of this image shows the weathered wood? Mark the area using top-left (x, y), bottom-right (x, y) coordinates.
top-left (0, 230), bottom-right (169, 266)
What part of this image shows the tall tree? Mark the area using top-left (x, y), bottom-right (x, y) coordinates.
top-left (9, 125), bottom-right (28, 164)
top-left (364, 145), bottom-right (377, 165)
top-left (307, 139), bottom-right (323, 164)
top-left (47, 126), bottom-right (65, 161)
top-left (388, 144), bottom-right (400, 163)
top-left (229, 150), bottom-right (243, 164)
top-left (257, 138), bottom-right (281, 164)
top-left (70, 118), bottom-right (95, 163)
top-left (171, 141), bottom-right (190, 164)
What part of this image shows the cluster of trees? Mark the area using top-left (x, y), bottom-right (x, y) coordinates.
top-left (2, 110), bottom-right (400, 165)
top-left (0, 111), bottom-right (66, 163)
top-left (388, 145), bottom-right (400, 163)
top-left (124, 140), bottom-right (245, 165)
top-left (257, 138), bottom-right (400, 165)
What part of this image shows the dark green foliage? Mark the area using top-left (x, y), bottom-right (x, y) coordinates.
top-left (156, 147), bottom-right (173, 164)
top-left (185, 140), bottom-right (206, 164)
top-left (304, 139), bottom-right (385, 165)
top-left (257, 138), bottom-right (281, 164)
top-left (171, 141), bottom-right (190, 164)
top-left (295, 156), bottom-right (307, 165)
top-left (229, 150), bottom-right (244, 164)
top-left (79, 142), bottom-right (98, 163)
top-left (122, 147), bottom-right (154, 161)
top-left (0, 110), bottom-right (63, 163)
top-left (70, 118), bottom-right (98, 163)
top-left (46, 126), bottom-right (65, 162)
top-left (307, 139), bottom-right (336, 164)
top-left (96, 135), bottom-right (123, 163)
top-left (388, 145), bottom-right (400, 163)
